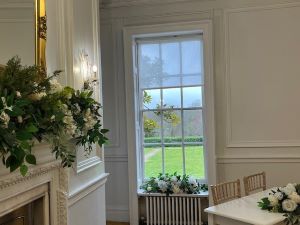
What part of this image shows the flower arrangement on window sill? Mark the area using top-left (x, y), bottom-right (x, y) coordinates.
top-left (140, 172), bottom-right (208, 196)
top-left (0, 57), bottom-right (108, 176)
top-left (258, 183), bottom-right (300, 225)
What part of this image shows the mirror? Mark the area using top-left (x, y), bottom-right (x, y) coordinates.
top-left (0, 0), bottom-right (46, 71)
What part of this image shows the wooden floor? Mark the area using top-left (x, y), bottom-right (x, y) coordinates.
top-left (107, 222), bottom-right (130, 225)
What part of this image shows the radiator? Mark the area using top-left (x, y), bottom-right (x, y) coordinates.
top-left (145, 195), bottom-right (202, 225)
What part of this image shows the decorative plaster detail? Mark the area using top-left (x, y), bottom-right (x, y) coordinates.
top-left (0, 161), bottom-right (60, 190)
top-left (57, 190), bottom-right (68, 225)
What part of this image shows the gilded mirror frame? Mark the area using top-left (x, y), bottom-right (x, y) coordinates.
top-left (35, 0), bottom-right (47, 73)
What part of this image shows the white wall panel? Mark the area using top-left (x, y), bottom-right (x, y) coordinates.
top-left (225, 4), bottom-right (300, 147)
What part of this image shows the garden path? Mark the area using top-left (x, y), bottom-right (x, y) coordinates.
top-left (144, 148), bottom-right (160, 162)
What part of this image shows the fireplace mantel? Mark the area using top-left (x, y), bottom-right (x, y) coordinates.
top-left (0, 144), bottom-right (69, 225)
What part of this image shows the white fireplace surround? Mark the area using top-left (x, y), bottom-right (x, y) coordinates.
top-left (0, 144), bottom-right (69, 225)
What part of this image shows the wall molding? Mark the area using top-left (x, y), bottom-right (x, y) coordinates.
top-left (106, 205), bottom-right (129, 222)
top-left (68, 173), bottom-right (109, 206)
top-left (217, 156), bottom-right (300, 164)
top-left (75, 156), bottom-right (102, 174)
top-left (224, 2), bottom-right (300, 148)
top-left (100, 0), bottom-right (213, 9)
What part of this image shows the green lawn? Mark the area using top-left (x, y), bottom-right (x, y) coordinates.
top-left (144, 146), bottom-right (205, 178)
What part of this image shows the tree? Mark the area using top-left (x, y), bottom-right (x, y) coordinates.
top-left (143, 90), bottom-right (180, 137)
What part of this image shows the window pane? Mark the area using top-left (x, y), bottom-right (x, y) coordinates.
top-left (161, 42), bottom-right (180, 75)
top-left (185, 145), bottom-right (205, 178)
top-left (163, 88), bottom-right (181, 108)
top-left (183, 87), bottom-right (202, 108)
top-left (143, 90), bottom-right (161, 109)
top-left (182, 75), bottom-right (202, 86)
top-left (165, 146), bottom-right (183, 175)
top-left (182, 40), bottom-right (203, 75)
top-left (144, 146), bottom-right (162, 178)
top-left (139, 43), bottom-right (162, 89)
top-left (183, 110), bottom-right (203, 137)
top-left (163, 110), bottom-right (182, 143)
top-left (143, 111), bottom-right (161, 140)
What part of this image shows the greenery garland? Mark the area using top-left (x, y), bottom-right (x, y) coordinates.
top-left (0, 57), bottom-right (108, 176)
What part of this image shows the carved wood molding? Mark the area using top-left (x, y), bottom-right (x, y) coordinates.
top-left (0, 162), bottom-right (61, 190)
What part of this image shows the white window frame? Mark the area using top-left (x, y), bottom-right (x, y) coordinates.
top-left (136, 35), bottom-right (206, 181)
top-left (123, 21), bottom-right (216, 225)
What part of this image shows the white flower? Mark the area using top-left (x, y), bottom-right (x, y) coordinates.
top-left (289, 192), bottom-right (300, 204)
top-left (281, 183), bottom-right (296, 196)
top-left (274, 192), bottom-right (284, 200)
top-left (147, 186), bottom-right (152, 192)
top-left (158, 180), bottom-right (168, 192)
top-left (83, 109), bottom-right (97, 131)
top-left (188, 177), bottom-right (198, 187)
top-left (74, 104), bottom-right (81, 114)
top-left (154, 178), bottom-right (159, 183)
top-left (1, 97), bottom-right (12, 111)
top-left (172, 185), bottom-right (181, 194)
top-left (268, 195), bottom-right (279, 206)
top-left (63, 114), bottom-right (77, 136)
top-left (66, 93), bottom-right (72, 99)
top-left (49, 79), bottom-right (63, 93)
top-left (50, 115), bottom-right (55, 121)
top-left (282, 199), bottom-right (297, 212)
top-left (16, 91), bottom-right (21, 98)
top-left (0, 111), bottom-right (10, 127)
top-left (171, 176), bottom-right (178, 183)
top-left (28, 92), bottom-right (46, 101)
top-left (17, 116), bottom-right (23, 123)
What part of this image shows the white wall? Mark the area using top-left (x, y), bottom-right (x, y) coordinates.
top-left (47, 0), bottom-right (108, 224)
top-left (100, 0), bottom-right (300, 222)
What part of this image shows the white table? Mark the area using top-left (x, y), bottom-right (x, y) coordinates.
top-left (205, 189), bottom-right (285, 225)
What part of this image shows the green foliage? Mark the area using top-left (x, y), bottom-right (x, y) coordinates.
top-left (0, 57), bottom-right (109, 175)
top-left (140, 172), bottom-right (207, 196)
top-left (143, 90), bottom-right (181, 137)
top-left (258, 197), bottom-right (272, 210)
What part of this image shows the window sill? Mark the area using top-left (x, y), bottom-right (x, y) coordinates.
top-left (137, 189), bottom-right (209, 198)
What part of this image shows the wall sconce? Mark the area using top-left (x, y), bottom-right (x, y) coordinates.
top-left (79, 51), bottom-right (99, 90)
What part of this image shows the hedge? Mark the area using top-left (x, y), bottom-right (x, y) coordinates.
top-left (144, 136), bottom-right (203, 147)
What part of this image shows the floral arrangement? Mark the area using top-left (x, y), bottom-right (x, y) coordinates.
top-left (0, 57), bottom-right (108, 175)
top-left (140, 173), bottom-right (208, 195)
top-left (258, 183), bottom-right (300, 225)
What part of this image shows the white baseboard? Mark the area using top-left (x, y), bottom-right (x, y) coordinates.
top-left (106, 206), bottom-right (129, 222)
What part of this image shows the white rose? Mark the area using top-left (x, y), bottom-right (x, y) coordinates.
top-left (171, 176), bottom-right (178, 183)
top-left (158, 180), bottom-right (168, 192)
top-left (281, 184), bottom-right (296, 196)
top-left (188, 177), bottom-right (198, 187)
top-left (154, 178), bottom-right (159, 183)
top-left (172, 185), bottom-right (181, 194)
top-left (282, 199), bottom-right (297, 212)
top-left (0, 111), bottom-right (10, 127)
top-left (289, 192), bottom-right (300, 204)
top-left (16, 91), bottom-right (21, 98)
top-left (274, 192), bottom-right (284, 200)
top-left (49, 79), bottom-right (63, 93)
top-left (28, 92), bottom-right (46, 101)
top-left (268, 195), bottom-right (279, 206)
top-left (17, 116), bottom-right (23, 123)
top-left (147, 186), bottom-right (152, 192)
